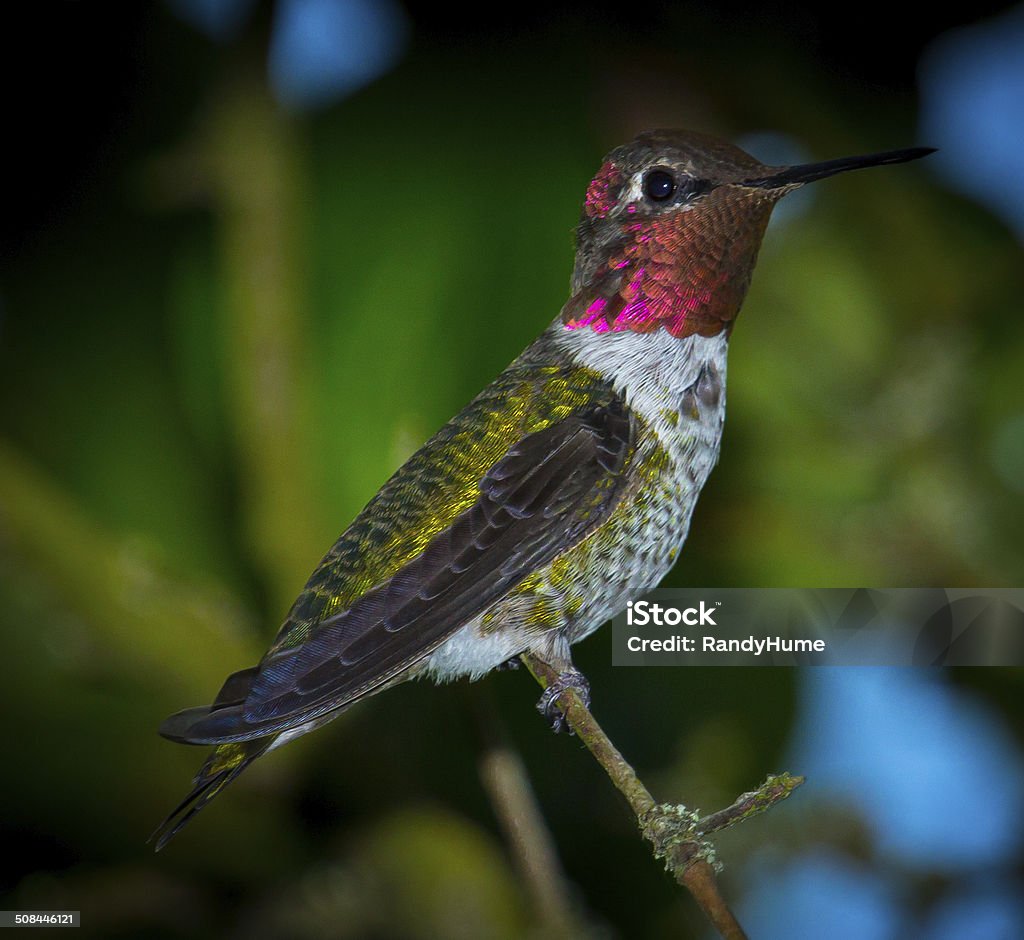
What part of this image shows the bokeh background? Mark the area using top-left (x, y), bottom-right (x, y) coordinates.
top-left (2, 1), bottom-right (1023, 937)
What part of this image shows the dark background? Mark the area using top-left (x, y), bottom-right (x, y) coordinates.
top-left (1, 2), bottom-right (1022, 937)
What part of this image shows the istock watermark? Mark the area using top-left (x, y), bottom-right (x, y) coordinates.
top-left (626, 599), bottom-right (719, 627)
top-left (612, 588), bottom-right (1024, 667)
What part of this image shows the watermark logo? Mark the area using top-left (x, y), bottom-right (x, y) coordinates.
top-left (612, 588), bottom-right (1024, 667)
top-left (626, 599), bottom-right (719, 627)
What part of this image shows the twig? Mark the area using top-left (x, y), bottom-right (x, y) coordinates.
top-left (471, 685), bottom-right (584, 937)
top-left (521, 652), bottom-right (803, 940)
top-left (696, 773), bottom-right (805, 837)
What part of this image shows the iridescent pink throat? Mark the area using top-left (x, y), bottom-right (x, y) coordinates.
top-left (564, 162), bottom-right (770, 340)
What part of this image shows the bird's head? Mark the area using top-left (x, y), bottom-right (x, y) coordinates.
top-left (563, 129), bottom-right (933, 339)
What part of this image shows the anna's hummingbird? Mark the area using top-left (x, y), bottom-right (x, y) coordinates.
top-left (154, 129), bottom-right (931, 848)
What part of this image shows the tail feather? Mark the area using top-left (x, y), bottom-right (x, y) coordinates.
top-left (154, 665), bottom-right (292, 849)
top-left (150, 738), bottom-right (274, 851)
top-left (212, 665), bottom-right (259, 707)
top-left (160, 665), bottom-right (265, 746)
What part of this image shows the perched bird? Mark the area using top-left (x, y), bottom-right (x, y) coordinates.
top-left (154, 129), bottom-right (931, 848)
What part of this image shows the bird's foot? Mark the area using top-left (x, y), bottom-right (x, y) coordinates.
top-left (536, 667), bottom-right (591, 734)
top-left (495, 655), bottom-right (521, 671)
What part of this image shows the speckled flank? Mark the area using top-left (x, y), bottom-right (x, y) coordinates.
top-left (423, 326), bottom-right (728, 680)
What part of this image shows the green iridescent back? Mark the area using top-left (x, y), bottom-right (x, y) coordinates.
top-left (264, 339), bottom-right (620, 659)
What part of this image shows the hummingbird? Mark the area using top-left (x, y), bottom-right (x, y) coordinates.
top-left (154, 129), bottom-right (932, 849)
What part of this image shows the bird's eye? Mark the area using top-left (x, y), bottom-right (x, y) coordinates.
top-left (642, 168), bottom-right (676, 202)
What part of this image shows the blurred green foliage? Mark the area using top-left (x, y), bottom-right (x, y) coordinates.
top-left (1, 4), bottom-right (1022, 938)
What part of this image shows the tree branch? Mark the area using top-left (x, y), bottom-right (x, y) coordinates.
top-left (470, 685), bottom-right (584, 936)
top-left (521, 652), bottom-right (803, 940)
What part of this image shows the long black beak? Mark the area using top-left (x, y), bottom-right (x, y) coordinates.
top-left (745, 146), bottom-right (936, 189)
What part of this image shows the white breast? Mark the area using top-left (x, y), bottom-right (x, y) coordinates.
top-left (553, 325), bottom-right (729, 457)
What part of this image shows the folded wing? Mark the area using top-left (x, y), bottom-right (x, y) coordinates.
top-left (161, 394), bottom-right (634, 745)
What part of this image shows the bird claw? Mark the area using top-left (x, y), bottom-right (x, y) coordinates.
top-left (495, 655), bottom-right (521, 671)
top-left (536, 667), bottom-right (591, 734)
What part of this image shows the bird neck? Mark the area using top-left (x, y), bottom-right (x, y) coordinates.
top-left (565, 193), bottom-right (775, 340)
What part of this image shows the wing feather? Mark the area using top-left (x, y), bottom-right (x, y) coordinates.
top-left (170, 394), bottom-right (634, 745)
